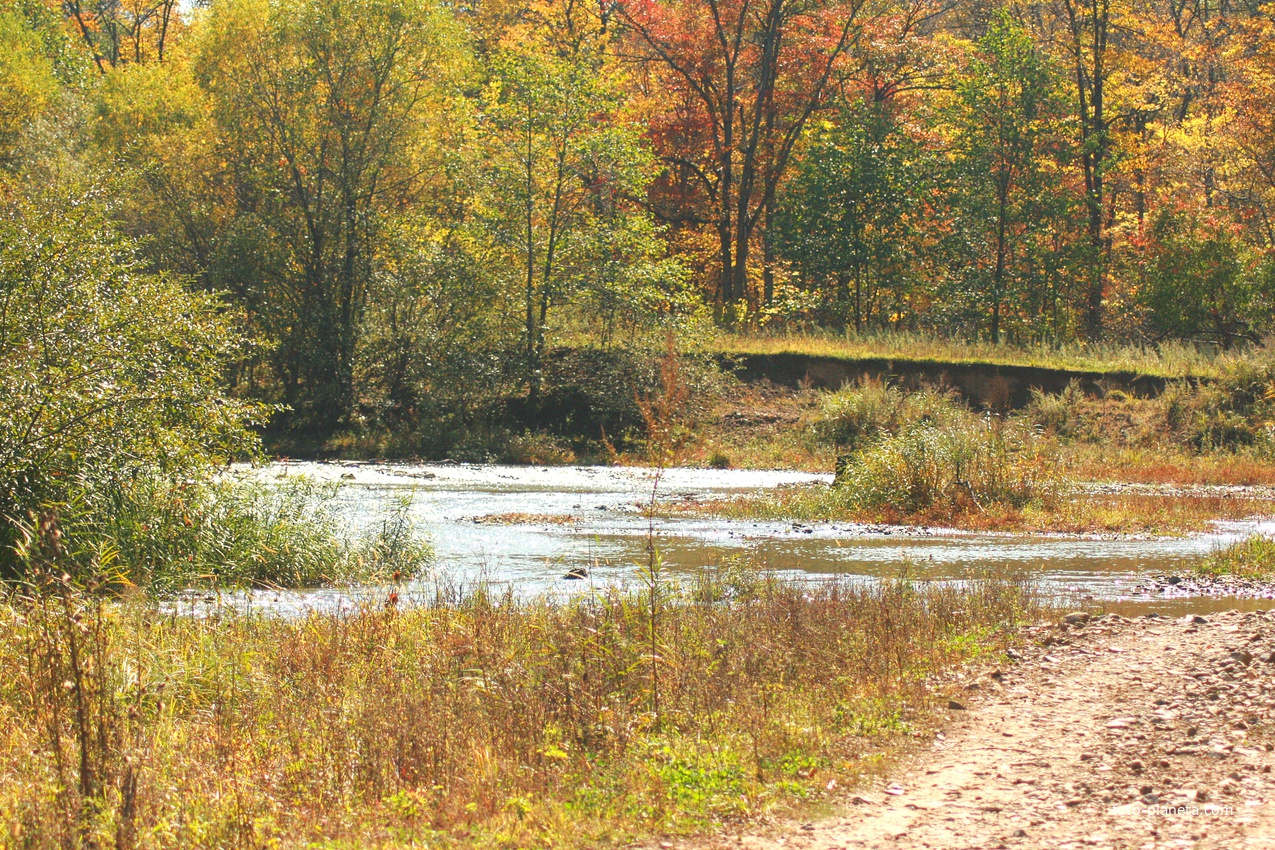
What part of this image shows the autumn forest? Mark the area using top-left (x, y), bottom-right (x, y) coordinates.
top-left (3, 0), bottom-right (1274, 438)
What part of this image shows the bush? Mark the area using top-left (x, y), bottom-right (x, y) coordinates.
top-left (812, 380), bottom-right (963, 450)
top-left (834, 418), bottom-right (1067, 514)
top-left (1157, 351), bottom-right (1275, 453)
top-left (14, 475), bottom-right (432, 591)
top-left (1025, 379), bottom-right (1086, 438)
top-left (537, 343), bottom-right (725, 445)
top-left (0, 189), bottom-right (264, 577)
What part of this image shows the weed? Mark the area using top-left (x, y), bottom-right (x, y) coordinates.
top-left (1195, 534), bottom-right (1275, 580)
top-left (0, 564), bottom-right (1039, 848)
top-left (1026, 380), bottom-right (1087, 438)
top-left (833, 417), bottom-right (1068, 515)
top-left (23, 475), bottom-right (431, 591)
top-left (812, 380), bottom-right (963, 450)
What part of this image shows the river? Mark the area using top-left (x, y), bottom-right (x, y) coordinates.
top-left (186, 461), bottom-right (1275, 617)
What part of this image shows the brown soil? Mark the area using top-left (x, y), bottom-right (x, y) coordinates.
top-left (688, 610), bottom-right (1275, 849)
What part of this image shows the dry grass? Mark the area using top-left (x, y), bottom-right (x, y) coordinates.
top-left (711, 331), bottom-right (1228, 379)
top-left (1063, 448), bottom-right (1275, 487)
top-left (0, 566), bottom-right (1037, 849)
top-left (670, 382), bottom-right (833, 472)
top-left (685, 487), bottom-right (1275, 535)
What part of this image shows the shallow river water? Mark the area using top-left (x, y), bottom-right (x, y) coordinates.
top-left (205, 461), bottom-right (1275, 617)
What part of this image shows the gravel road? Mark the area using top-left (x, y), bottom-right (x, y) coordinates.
top-left (690, 609), bottom-right (1275, 849)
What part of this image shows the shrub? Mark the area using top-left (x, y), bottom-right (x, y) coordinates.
top-left (13, 476), bottom-right (432, 591)
top-left (537, 343), bottom-right (725, 445)
top-left (1026, 380), bottom-right (1086, 438)
top-left (834, 417), bottom-right (1067, 514)
top-left (0, 189), bottom-right (264, 577)
top-left (1158, 354), bottom-right (1275, 452)
top-left (812, 380), bottom-right (963, 450)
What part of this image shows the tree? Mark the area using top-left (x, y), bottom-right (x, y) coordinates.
top-left (0, 186), bottom-right (261, 574)
top-left (477, 26), bottom-right (681, 405)
top-left (0, 10), bottom-right (57, 160)
top-left (617, 0), bottom-right (869, 315)
top-left (196, 0), bottom-right (459, 428)
top-left (63, 0), bottom-right (185, 70)
top-left (1055, 0), bottom-right (1117, 339)
top-left (774, 104), bottom-right (921, 331)
top-left (943, 12), bottom-right (1070, 343)
top-left (1136, 209), bottom-right (1275, 348)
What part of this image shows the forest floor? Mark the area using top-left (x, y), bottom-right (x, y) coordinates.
top-left (657, 609), bottom-right (1275, 850)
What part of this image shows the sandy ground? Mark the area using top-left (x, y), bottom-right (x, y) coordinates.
top-left (691, 610), bottom-right (1275, 849)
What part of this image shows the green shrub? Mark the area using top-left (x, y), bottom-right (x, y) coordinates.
top-left (538, 344), bottom-right (726, 444)
top-left (0, 189), bottom-right (264, 577)
top-left (1151, 348), bottom-right (1275, 453)
top-left (834, 418), bottom-right (1067, 514)
top-left (14, 476), bottom-right (432, 591)
top-left (1025, 380), bottom-right (1086, 438)
top-left (812, 380), bottom-right (963, 450)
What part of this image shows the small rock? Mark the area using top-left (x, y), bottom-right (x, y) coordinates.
top-left (948, 699), bottom-right (967, 711)
top-left (1012, 828), bottom-right (1028, 838)
top-left (1128, 759), bottom-right (1144, 772)
top-left (1165, 575), bottom-right (1183, 585)
top-left (1192, 615), bottom-right (1208, 625)
top-left (1064, 611), bottom-right (1091, 625)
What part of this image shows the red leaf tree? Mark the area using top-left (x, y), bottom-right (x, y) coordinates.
top-left (616, 0), bottom-right (869, 313)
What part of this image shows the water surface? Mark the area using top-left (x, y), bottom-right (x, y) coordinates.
top-left (202, 461), bottom-right (1275, 616)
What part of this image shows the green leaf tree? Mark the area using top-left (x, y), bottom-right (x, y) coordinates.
top-left (475, 28), bottom-right (682, 406)
top-left (196, 0), bottom-right (460, 428)
top-left (941, 13), bottom-right (1072, 344)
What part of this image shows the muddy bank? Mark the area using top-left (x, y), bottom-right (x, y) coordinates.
top-left (724, 352), bottom-right (1175, 409)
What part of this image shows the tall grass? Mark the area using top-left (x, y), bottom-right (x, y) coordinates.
top-left (812, 380), bottom-right (964, 450)
top-left (1025, 379), bottom-right (1087, 438)
top-left (0, 562), bottom-right (1038, 848)
top-left (13, 476), bottom-right (432, 591)
top-left (1195, 534), bottom-right (1275, 580)
top-left (834, 418), bottom-right (1067, 515)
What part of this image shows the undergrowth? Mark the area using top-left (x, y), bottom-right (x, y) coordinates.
top-left (11, 476), bottom-right (431, 591)
top-left (0, 555), bottom-right (1037, 848)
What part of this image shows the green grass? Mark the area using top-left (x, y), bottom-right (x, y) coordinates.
top-left (0, 567), bottom-right (1038, 848)
top-left (1195, 534), bottom-right (1275, 580)
top-left (711, 330), bottom-right (1233, 379)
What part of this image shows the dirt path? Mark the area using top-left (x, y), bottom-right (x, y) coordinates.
top-left (712, 610), bottom-right (1275, 849)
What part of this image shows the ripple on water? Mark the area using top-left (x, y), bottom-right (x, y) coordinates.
top-left (203, 462), bottom-right (1275, 616)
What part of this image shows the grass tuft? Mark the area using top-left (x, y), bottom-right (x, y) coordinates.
top-left (1195, 534), bottom-right (1275, 580)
